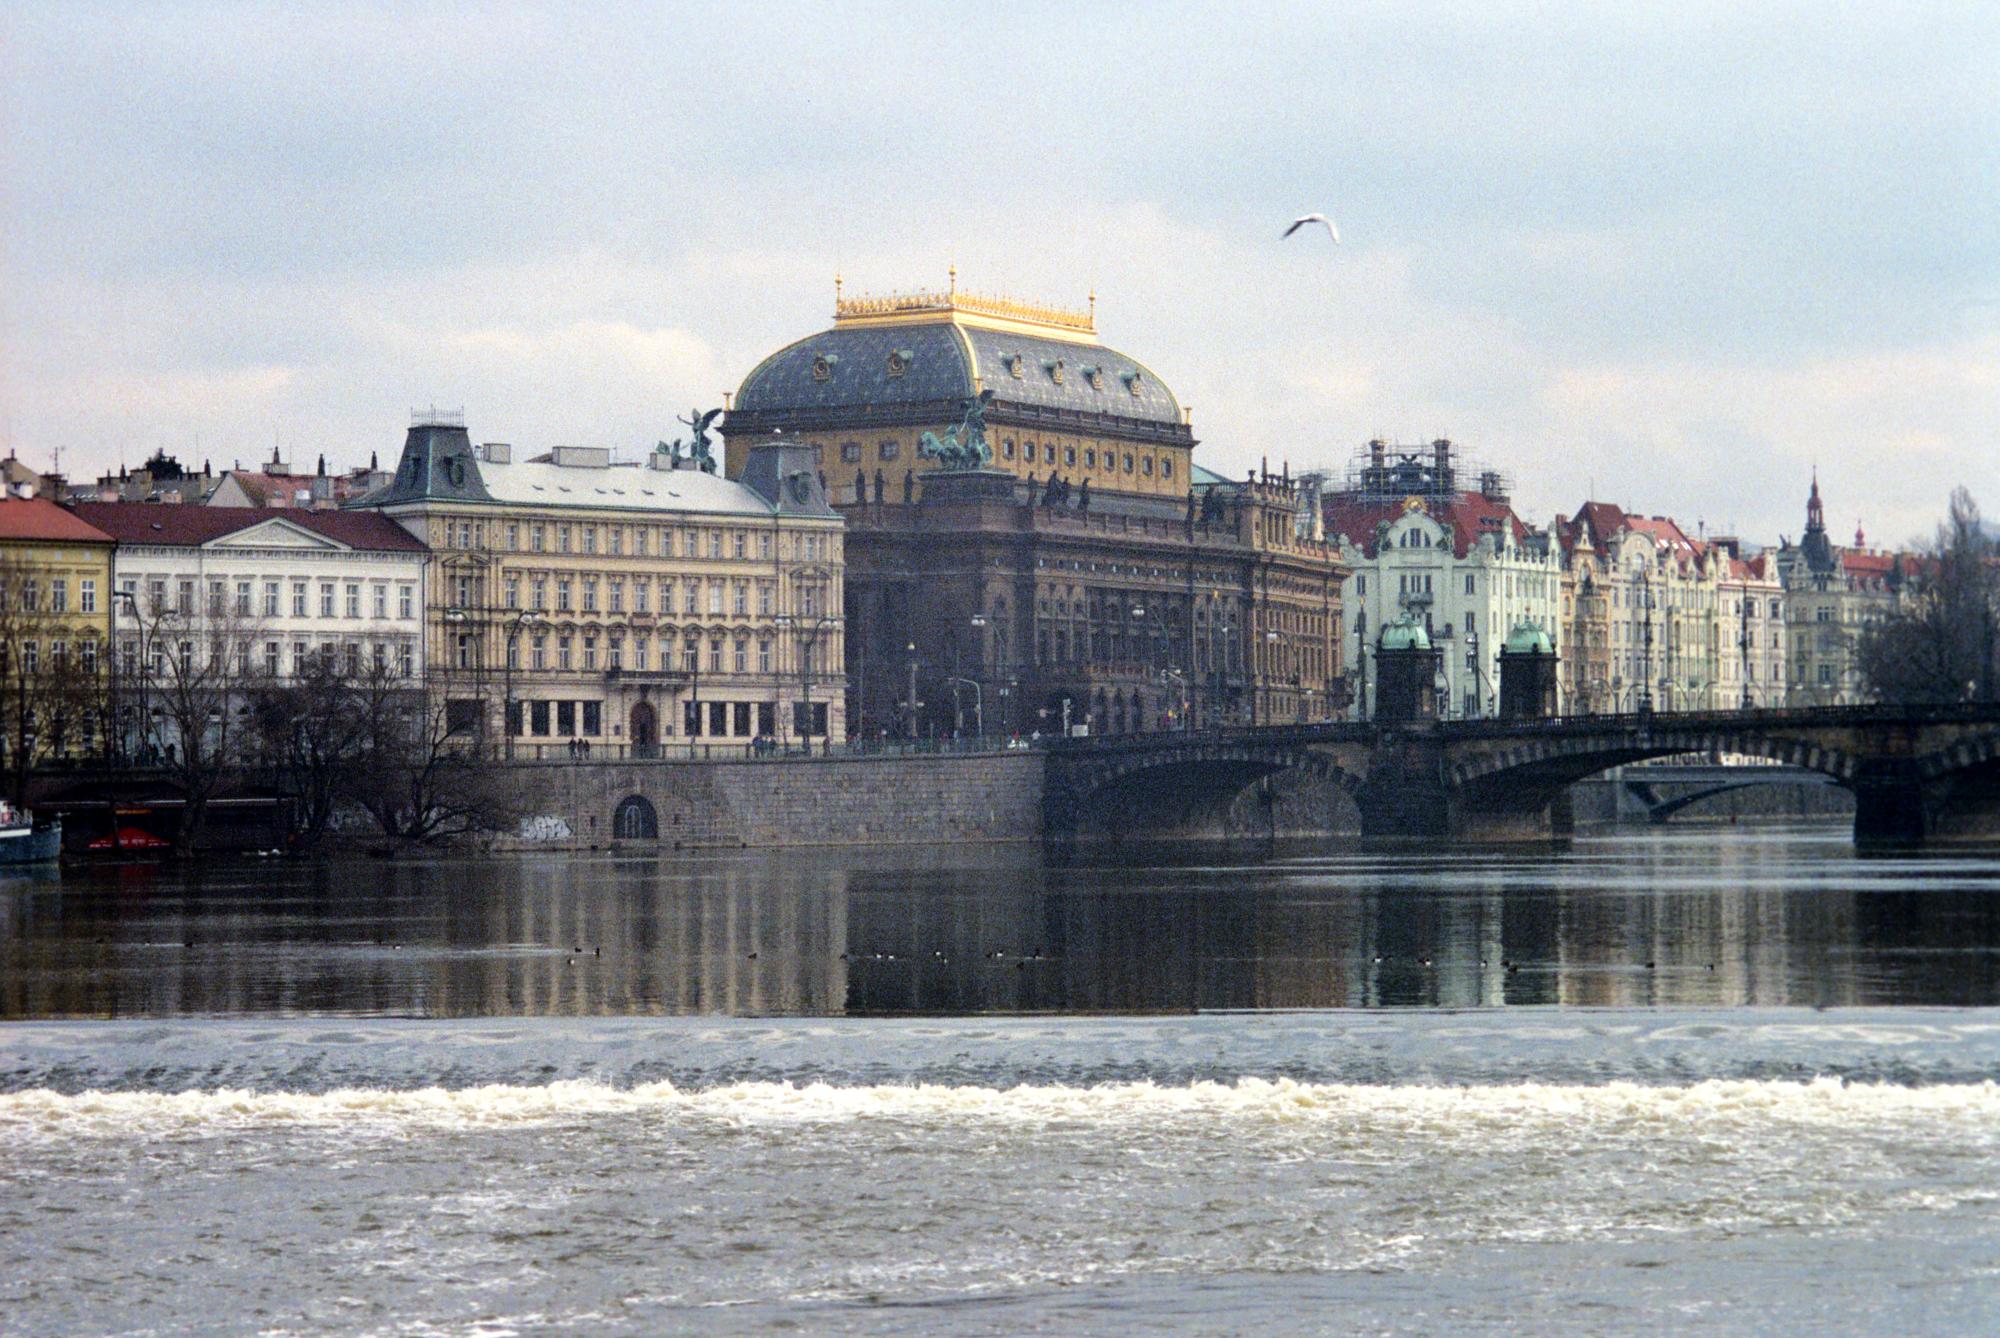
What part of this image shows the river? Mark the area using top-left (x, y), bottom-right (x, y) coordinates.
top-left (3, 827), bottom-right (1998, 1333)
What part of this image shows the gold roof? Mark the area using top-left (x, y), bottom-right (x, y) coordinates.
top-left (832, 270), bottom-right (1098, 344)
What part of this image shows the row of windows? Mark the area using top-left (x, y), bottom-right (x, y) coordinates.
top-left (493, 632), bottom-right (819, 677)
top-left (474, 572), bottom-right (830, 620)
top-left (123, 576), bottom-right (417, 622)
top-left (997, 438), bottom-right (1174, 481)
top-left (0, 639), bottom-right (98, 675)
top-left (446, 518), bottom-right (836, 564)
top-left (114, 637), bottom-right (416, 680)
top-left (502, 699), bottom-right (823, 740)
top-left (825, 436), bottom-right (1177, 483)
top-left (0, 576), bottom-right (97, 614)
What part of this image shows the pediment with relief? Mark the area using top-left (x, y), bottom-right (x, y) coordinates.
top-left (205, 519), bottom-right (348, 552)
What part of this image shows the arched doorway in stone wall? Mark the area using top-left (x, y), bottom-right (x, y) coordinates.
top-left (613, 794), bottom-right (659, 840)
top-left (630, 701), bottom-right (658, 756)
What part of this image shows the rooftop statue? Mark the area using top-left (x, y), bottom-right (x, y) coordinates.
top-left (918, 389), bottom-right (995, 471)
top-left (671, 407), bottom-right (723, 474)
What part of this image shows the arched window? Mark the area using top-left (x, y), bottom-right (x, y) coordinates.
top-left (613, 795), bottom-right (658, 840)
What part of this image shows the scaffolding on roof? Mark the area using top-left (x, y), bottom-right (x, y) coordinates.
top-left (1336, 438), bottom-right (1510, 506)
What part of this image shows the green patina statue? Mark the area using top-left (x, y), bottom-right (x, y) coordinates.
top-left (918, 389), bottom-right (995, 471)
top-left (675, 407), bottom-right (723, 473)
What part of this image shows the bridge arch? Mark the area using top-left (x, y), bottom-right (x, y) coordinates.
top-left (1449, 727), bottom-right (1864, 794)
top-left (1049, 739), bottom-right (1362, 842)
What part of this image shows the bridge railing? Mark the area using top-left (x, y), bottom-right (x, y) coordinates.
top-left (1039, 702), bottom-right (2000, 754)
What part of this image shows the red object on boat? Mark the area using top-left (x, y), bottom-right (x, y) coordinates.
top-left (88, 827), bottom-right (172, 852)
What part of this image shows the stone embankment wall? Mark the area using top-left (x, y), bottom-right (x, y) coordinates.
top-left (491, 751), bottom-right (1046, 851)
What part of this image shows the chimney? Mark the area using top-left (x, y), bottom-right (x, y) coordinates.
top-left (1369, 438), bottom-right (1385, 470)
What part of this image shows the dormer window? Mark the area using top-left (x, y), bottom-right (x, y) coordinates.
top-left (1123, 370), bottom-right (1143, 396)
top-left (1084, 366), bottom-right (1104, 390)
top-left (886, 350), bottom-right (911, 378)
top-left (811, 353), bottom-right (838, 382)
top-left (1006, 353), bottom-right (1025, 379)
top-left (1044, 358), bottom-right (1065, 384)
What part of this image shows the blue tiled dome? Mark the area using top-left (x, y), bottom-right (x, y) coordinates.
top-left (733, 319), bottom-right (1184, 428)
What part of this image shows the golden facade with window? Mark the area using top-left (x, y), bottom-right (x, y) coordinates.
top-left (724, 272), bottom-right (1193, 505)
top-left (355, 414), bottom-right (845, 755)
top-left (0, 497), bottom-right (117, 775)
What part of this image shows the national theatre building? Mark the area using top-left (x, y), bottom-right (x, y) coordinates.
top-left (723, 275), bottom-right (1347, 738)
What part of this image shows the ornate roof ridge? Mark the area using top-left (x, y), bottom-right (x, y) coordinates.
top-left (834, 287), bottom-right (1096, 337)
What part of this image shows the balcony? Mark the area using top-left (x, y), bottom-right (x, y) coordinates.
top-left (603, 667), bottom-right (695, 685)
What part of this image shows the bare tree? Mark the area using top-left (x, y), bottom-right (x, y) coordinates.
top-left (0, 554), bottom-right (110, 806)
top-left (123, 585), bottom-right (270, 854)
top-left (1858, 487), bottom-right (1999, 704)
top-left (347, 670), bottom-right (516, 842)
top-left (246, 650), bottom-right (379, 848)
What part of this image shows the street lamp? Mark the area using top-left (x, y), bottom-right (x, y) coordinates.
top-left (1463, 628), bottom-right (1479, 720)
top-left (1259, 628), bottom-right (1279, 726)
top-left (1163, 667), bottom-right (1189, 730)
top-left (1635, 566), bottom-right (1655, 714)
top-left (108, 586), bottom-right (141, 765)
top-left (959, 614), bottom-right (989, 739)
top-left (501, 609), bottom-right (544, 759)
top-left (777, 612), bottom-right (841, 751)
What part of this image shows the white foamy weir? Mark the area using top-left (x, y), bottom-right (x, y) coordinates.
top-left (4, 1077), bottom-right (1999, 1139)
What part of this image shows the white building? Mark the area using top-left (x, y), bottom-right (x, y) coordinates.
top-left (73, 504), bottom-right (430, 687)
top-left (1324, 440), bottom-right (1562, 719)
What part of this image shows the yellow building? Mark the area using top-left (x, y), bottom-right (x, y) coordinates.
top-left (0, 496), bottom-right (117, 779)
top-left (355, 414), bottom-right (846, 755)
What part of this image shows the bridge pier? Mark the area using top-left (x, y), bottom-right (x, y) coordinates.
top-left (1853, 757), bottom-right (2000, 846)
top-left (1356, 736), bottom-right (1572, 844)
top-left (1851, 767), bottom-right (1930, 846)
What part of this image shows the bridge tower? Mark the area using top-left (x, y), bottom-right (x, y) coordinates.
top-left (1498, 621), bottom-right (1559, 720)
top-left (1374, 615), bottom-right (1441, 723)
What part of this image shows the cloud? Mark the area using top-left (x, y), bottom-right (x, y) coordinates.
top-left (1, 3), bottom-right (1993, 547)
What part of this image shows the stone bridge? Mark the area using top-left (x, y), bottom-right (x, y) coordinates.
top-left (1042, 705), bottom-right (2000, 846)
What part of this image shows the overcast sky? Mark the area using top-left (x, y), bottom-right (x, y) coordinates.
top-left (3, 2), bottom-right (1994, 545)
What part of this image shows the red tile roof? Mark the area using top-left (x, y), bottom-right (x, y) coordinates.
top-left (0, 496), bottom-right (116, 544)
top-left (1323, 491), bottom-right (1531, 559)
top-left (68, 504), bottom-right (427, 552)
top-left (1842, 550), bottom-right (1899, 575)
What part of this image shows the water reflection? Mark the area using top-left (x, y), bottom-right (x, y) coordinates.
top-left (3, 830), bottom-right (1998, 1018)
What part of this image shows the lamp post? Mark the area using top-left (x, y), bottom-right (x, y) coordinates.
top-left (1163, 667), bottom-right (1188, 730)
top-left (904, 640), bottom-right (918, 740)
top-left (500, 608), bottom-right (544, 759)
top-left (109, 587), bottom-right (139, 765)
top-left (1353, 607), bottom-right (1368, 722)
top-left (777, 612), bottom-right (841, 750)
top-left (1259, 628), bottom-right (1279, 726)
top-left (1464, 628), bottom-right (1481, 720)
top-left (1739, 588), bottom-right (1754, 711)
top-left (1635, 566), bottom-right (1655, 715)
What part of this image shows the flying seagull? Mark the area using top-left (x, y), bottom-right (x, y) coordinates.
top-left (1282, 213), bottom-right (1340, 244)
